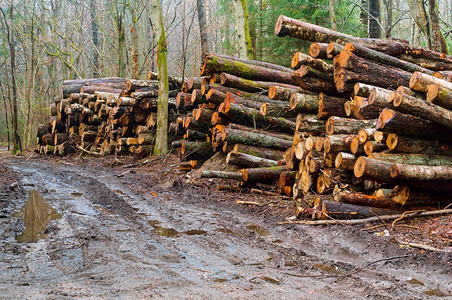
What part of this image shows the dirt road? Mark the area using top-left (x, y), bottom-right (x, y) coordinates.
top-left (0, 156), bottom-right (450, 299)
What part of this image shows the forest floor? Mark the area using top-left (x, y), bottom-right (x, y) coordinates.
top-left (0, 150), bottom-right (451, 299)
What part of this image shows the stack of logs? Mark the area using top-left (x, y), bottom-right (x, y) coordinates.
top-left (195, 15), bottom-right (452, 220)
top-left (36, 74), bottom-right (182, 157)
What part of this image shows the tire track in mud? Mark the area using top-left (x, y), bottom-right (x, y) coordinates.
top-left (0, 160), bottom-right (450, 299)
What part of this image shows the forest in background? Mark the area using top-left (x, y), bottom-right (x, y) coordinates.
top-left (0, 0), bottom-right (451, 149)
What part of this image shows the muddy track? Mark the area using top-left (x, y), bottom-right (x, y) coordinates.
top-left (0, 159), bottom-right (450, 299)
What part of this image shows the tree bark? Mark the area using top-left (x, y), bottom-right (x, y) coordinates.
top-left (386, 133), bottom-right (452, 156)
top-left (150, 0), bottom-right (169, 155)
top-left (196, 0), bottom-right (209, 59)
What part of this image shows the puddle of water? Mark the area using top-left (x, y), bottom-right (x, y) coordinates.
top-left (215, 227), bottom-right (244, 238)
top-left (423, 288), bottom-right (448, 297)
top-left (71, 192), bottom-right (83, 197)
top-left (213, 278), bottom-right (228, 283)
top-left (260, 276), bottom-right (281, 284)
top-left (407, 278), bottom-right (425, 286)
top-left (247, 224), bottom-right (271, 236)
top-left (15, 190), bottom-right (62, 243)
top-left (314, 263), bottom-right (341, 274)
top-left (148, 220), bottom-right (180, 238)
top-left (184, 230), bottom-right (207, 236)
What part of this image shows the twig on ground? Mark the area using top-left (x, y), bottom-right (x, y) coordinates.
top-left (123, 159), bottom-right (149, 168)
top-left (118, 170), bottom-right (133, 177)
top-left (77, 145), bottom-right (102, 156)
top-left (398, 241), bottom-right (451, 253)
top-left (279, 209), bottom-right (452, 225)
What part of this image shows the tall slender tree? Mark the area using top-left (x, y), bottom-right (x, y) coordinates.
top-left (149, 0), bottom-right (169, 155)
top-left (196, 0), bottom-right (209, 59)
top-left (233, 0), bottom-right (253, 59)
top-left (368, 0), bottom-right (381, 38)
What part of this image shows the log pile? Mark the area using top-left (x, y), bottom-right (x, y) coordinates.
top-left (36, 74), bottom-right (182, 157)
top-left (199, 15), bottom-right (452, 220)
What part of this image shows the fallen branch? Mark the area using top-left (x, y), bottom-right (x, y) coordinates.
top-left (123, 159), bottom-right (149, 168)
top-left (280, 209), bottom-right (452, 225)
top-left (77, 145), bottom-right (103, 156)
top-left (118, 170), bottom-right (133, 177)
top-left (398, 241), bottom-right (451, 253)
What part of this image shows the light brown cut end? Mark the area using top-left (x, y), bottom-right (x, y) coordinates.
top-left (388, 186), bottom-right (409, 205)
top-left (426, 84), bottom-right (439, 102)
top-left (409, 72), bottom-right (420, 90)
top-left (289, 93), bottom-right (298, 110)
top-left (225, 152), bottom-right (232, 164)
top-left (305, 136), bottom-right (315, 151)
top-left (326, 42), bottom-right (335, 56)
top-left (353, 82), bottom-right (361, 97)
top-left (317, 93), bottom-right (325, 119)
top-left (191, 89), bottom-right (198, 103)
top-left (363, 141), bottom-right (373, 156)
top-left (388, 91), bottom-right (396, 103)
top-left (315, 137), bottom-right (324, 152)
top-left (291, 52), bottom-right (301, 69)
top-left (386, 133), bottom-right (398, 150)
top-left (210, 73), bottom-right (219, 84)
top-left (323, 137), bottom-right (331, 154)
top-left (309, 43), bottom-right (320, 58)
top-left (268, 86), bottom-right (277, 99)
top-left (295, 142), bottom-right (304, 160)
top-left (200, 84), bottom-right (208, 95)
top-left (353, 156), bottom-right (366, 178)
top-left (344, 101), bottom-right (353, 116)
top-left (260, 103), bottom-right (268, 116)
top-left (241, 169), bottom-right (249, 181)
top-left (357, 129), bottom-right (368, 144)
top-left (376, 108), bottom-right (396, 130)
top-left (373, 131), bottom-right (384, 143)
top-left (219, 73), bottom-right (228, 85)
top-left (274, 15), bottom-right (286, 36)
top-left (218, 103), bottom-right (225, 114)
top-left (334, 153), bottom-right (343, 169)
top-left (325, 117), bottom-right (334, 135)
top-left (390, 164), bottom-right (399, 178)
top-left (126, 80), bottom-right (133, 91)
top-left (344, 42), bottom-right (355, 51)
top-left (368, 89), bottom-right (376, 105)
top-left (393, 93), bottom-right (403, 107)
top-left (211, 112), bottom-right (220, 125)
top-left (222, 141), bottom-right (228, 152)
top-left (350, 136), bottom-right (360, 154)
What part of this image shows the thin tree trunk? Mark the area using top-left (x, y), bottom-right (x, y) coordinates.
top-left (329, 0), bottom-right (337, 31)
top-left (90, 0), bottom-right (100, 77)
top-left (233, 0), bottom-right (253, 59)
top-left (0, 82), bottom-right (10, 150)
top-left (150, 0), bottom-right (169, 155)
top-left (427, 0), bottom-right (448, 53)
top-left (384, 0), bottom-right (392, 37)
top-left (369, 0), bottom-right (381, 38)
top-left (196, 0), bottom-right (209, 59)
top-left (131, 6), bottom-right (139, 79)
top-left (406, 0), bottom-right (431, 48)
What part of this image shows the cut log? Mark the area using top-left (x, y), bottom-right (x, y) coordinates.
top-left (232, 144), bottom-right (284, 161)
top-left (377, 108), bottom-right (451, 142)
top-left (220, 128), bottom-right (293, 150)
top-left (371, 152), bottom-right (452, 166)
top-left (389, 186), bottom-right (450, 206)
top-left (220, 72), bottom-right (298, 93)
top-left (319, 200), bottom-right (401, 219)
top-left (54, 133), bottom-right (69, 145)
top-left (181, 141), bottom-right (214, 160)
top-left (126, 79), bottom-right (158, 91)
top-left (309, 42), bottom-right (329, 59)
top-left (396, 86), bottom-right (424, 99)
top-left (392, 93), bottom-right (452, 129)
top-left (201, 55), bottom-right (298, 85)
top-left (289, 92), bottom-right (319, 113)
top-left (410, 71), bottom-right (452, 93)
top-left (334, 190), bottom-right (399, 209)
top-left (326, 116), bottom-right (377, 135)
top-left (226, 152), bottom-right (279, 168)
top-left (291, 52), bottom-right (333, 73)
top-left (292, 66), bottom-right (338, 95)
top-left (335, 152), bottom-right (357, 171)
top-left (260, 102), bottom-right (297, 118)
top-left (354, 83), bottom-right (389, 98)
top-left (327, 42), bottom-right (345, 58)
top-left (215, 54), bottom-right (293, 73)
top-left (324, 134), bottom-right (356, 154)
top-left (427, 84), bottom-right (452, 110)
top-left (390, 164), bottom-right (452, 181)
top-left (241, 166), bottom-right (289, 182)
top-left (201, 170), bottom-right (243, 181)
top-left (191, 89), bottom-right (207, 105)
top-left (318, 93), bottom-right (348, 120)
top-left (268, 85), bottom-right (302, 101)
top-left (345, 42), bottom-right (433, 74)
top-left (137, 133), bottom-right (155, 145)
top-left (363, 140), bottom-right (386, 155)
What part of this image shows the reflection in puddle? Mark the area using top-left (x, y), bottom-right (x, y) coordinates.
top-left (423, 288), bottom-right (448, 297)
top-left (148, 220), bottom-right (180, 237)
top-left (215, 227), bottom-right (244, 238)
top-left (16, 190), bottom-right (62, 243)
top-left (184, 230), bottom-right (207, 236)
top-left (314, 263), bottom-right (341, 274)
top-left (247, 224), bottom-right (271, 236)
top-left (407, 278), bottom-right (424, 285)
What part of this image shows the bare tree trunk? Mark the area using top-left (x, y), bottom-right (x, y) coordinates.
top-left (131, 6), bottom-right (139, 79)
top-left (1, 3), bottom-right (22, 154)
top-left (329, 0), bottom-right (337, 31)
top-left (427, 0), bottom-right (448, 53)
top-left (384, 0), bottom-right (393, 37)
top-left (90, 0), bottom-right (100, 77)
top-left (149, 0), bottom-right (169, 155)
top-left (196, 0), bottom-right (209, 59)
top-left (233, 0), bottom-right (253, 59)
top-left (0, 82), bottom-right (10, 150)
top-left (369, 0), bottom-right (381, 38)
top-left (406, 0), bottom-right (431, 48)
